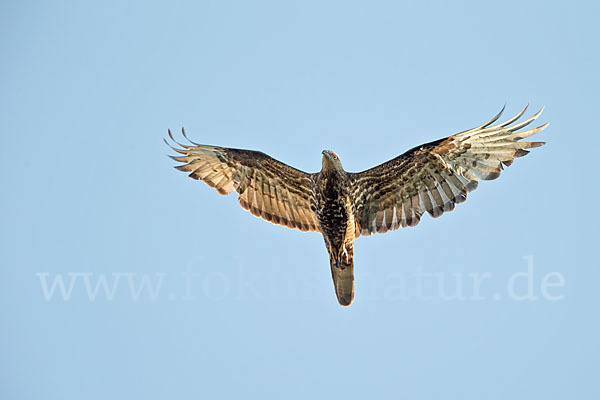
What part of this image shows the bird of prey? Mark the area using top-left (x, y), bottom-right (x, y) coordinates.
top-left (166, 105), bottom-right (547, 306)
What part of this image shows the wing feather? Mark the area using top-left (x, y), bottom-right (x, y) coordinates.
top-left (167, 130), bottom-right (320, 232)
top-left (351, 106), bottom-right (548, 236)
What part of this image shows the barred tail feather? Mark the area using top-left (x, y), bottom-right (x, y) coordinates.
top-left (330, 256), bottom-right (354, 306)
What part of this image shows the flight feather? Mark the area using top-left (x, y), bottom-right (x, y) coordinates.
top-left (349, 104), bottom-right (548, 236)
top-left (166, 129), bottom-right (320, 232)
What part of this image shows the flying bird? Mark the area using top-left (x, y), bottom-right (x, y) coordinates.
top-left (166, 105), bottom-right (547, 306)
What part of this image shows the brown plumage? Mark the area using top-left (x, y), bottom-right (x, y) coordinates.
top-left (166, 105), bottom-right (548, 306)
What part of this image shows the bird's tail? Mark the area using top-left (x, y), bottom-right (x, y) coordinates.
top-left (329, 249), bottom-right (354, 307)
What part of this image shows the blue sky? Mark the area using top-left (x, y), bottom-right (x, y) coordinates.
top-left (1, 0), bottom-right (599, 399)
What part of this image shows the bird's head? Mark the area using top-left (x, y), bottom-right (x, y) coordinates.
top-left (322, 150), bottom-right (343, 172)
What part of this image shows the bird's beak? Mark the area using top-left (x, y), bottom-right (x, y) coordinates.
top-left (322, 150), bottom-right (327, 155)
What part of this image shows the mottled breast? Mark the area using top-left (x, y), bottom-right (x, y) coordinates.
top-left (316, 171), bottom-right (354, 248)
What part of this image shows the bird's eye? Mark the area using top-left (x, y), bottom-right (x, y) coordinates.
top-left (333, 155), bottom-right (338, 160)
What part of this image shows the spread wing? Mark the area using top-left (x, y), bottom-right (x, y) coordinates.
top-left (166, 129), bottom-right (320, 232)
top-left (350, 105), bottom-right (548, 237)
